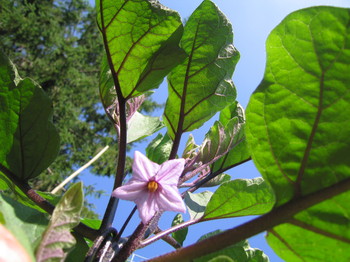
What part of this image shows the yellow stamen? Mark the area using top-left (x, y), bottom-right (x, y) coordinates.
top-left (147, 181), bottom-right (158, 193)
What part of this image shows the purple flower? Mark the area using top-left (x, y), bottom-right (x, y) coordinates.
top-left (112, 151), bottom-right (186, 224)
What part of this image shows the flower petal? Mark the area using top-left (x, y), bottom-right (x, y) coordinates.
top-left (157, 185), bottom-right (186, 213)
top-left (112, 180), bottom-right (147, 201)
top-left (132, 151), bottom-right (159, 181)
top-left (156, 158), bottom-right (185, 185)
top-left (135, 193), bottom-right (158, 224)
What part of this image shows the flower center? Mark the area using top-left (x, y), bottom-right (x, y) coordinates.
top-left (147, 181), bottom-right (158, 193)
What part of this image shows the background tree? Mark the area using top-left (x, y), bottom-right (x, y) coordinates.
top-left (0, 0), bottom-right (159, 196)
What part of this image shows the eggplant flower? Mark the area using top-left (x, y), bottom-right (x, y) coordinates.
top-left (112, 151), bottom-right (186, 224)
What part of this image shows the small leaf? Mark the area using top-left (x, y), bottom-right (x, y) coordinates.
top-left (97, 0), bottom-right (185, 99)
top-left (182, 134), bottom-right (199, 159)
top-left (146, 133), bottom-right (173, 164)
top-left (0, 52), bottom-right (59, 180)
top-left (203, 178), bottom-right (275, 220)
top-left (171, 213), bottom-right (188, 246)
top-left (202, 173), bottom-right (231, 187)
top-left (0, 194), bottom-right (47, 261)
top-left (164, 0), bottom-right (239, 139)
top-left (184, 191), bottom-right (213, 220)
top-left (127, 111), bottom-right (164, 143)
top-left (36, 182), bottom-right (84, 262)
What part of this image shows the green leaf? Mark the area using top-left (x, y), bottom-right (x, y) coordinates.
top-left (146, 133), bottom-right (173, 164)
top-left (65, 233), bottom-right (89, 262)
top-left (194, 235), bottom-right (269, 262)
top-left (97, 0), bottom-right (185, 99)
top-left (171, 213), bottom-right (188, 246)
top-left (267, 192), bottom-right (350, 262)
top-left (163, 0), bottom-right (239, 139)
top-left (245, 6), bottom-right (350, 261)
top-left (184, 191), bottom-right (213, 220)
top-left (127, 111), bottom-right (164, 143)
top-left (246, 6), bottom-right (350, 206)
top-left (211, 102), bottom-right (251, 173)
top-left (0, 52), bottom-right (59, 180)
top-left (182, 134), bottom-right (199, 159)
top-left (36, 182), bottom-right (84, 262)
top-left (199, 102), bottom-right (248, 169)
top-left (0, 194), bottom-right (48, 261)
top-left (203, 178), bottom-right (275, 220)
top-left (202, 173), bottom-right (231, 187)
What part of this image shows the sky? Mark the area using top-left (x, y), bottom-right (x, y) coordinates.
top-left (84, 0), bottom-right (350, 261)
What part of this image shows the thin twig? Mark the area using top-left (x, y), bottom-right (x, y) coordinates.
top-left (51, 145), bottom-right (109, 194)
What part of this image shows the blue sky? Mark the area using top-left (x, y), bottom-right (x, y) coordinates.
top-left (85, 0), bottom-right (350, 261)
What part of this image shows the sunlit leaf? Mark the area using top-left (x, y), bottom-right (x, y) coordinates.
top-left (171, 213), bottom-right (188, 246)
top-left (97, 0), bottom-right (185, 100)
top-left (184, 191), bottom-right (213, 220)
top-left (203, 178), bottom-right (275, 220)
top-left (267, 193), bottom-right (350, 262)
top-left (36, 182), bottom-right (84, 262)
top-left (164, 0), bottom-right (239, 139)
top-left (246, 6), bottom-right (350, 206)
top-left (182, 134), bottom-right (199, 159)
top-left (0, 52), bottom-right (59, 180)
top-left (127, 111), bottom-right (164, 143)
top-left (146, 133), bottom-right (173, 164)
top-left (246, 6), bottom-right (350, 261)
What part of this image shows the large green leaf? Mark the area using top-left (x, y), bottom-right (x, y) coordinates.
top-left (36, 182), bottom-right (84, 262)
top-left (246, 6), bottom-right (350, 261)
top-left (246, 6), bottom-right (350, 205)
top-left (203, 178), bottom-right (275, 220)
top-left (163, 0), bottom-right (239, 139)
top-left (267, 193), bottom-right (350, 262)
top-left (0, 52), bottom-right (59, 180)
top-left (97, 0), bottom-right (185, 100)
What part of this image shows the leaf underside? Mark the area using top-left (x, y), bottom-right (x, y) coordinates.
top-left (246, 6), bottom-right (350, 261)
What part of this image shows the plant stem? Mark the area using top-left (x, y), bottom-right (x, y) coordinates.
top-left (145, 177), bottom-right (350, 262)
top-left (98, 0), bottom-right (128, 232)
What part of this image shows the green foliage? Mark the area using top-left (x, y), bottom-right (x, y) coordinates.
top-left (203, 178), bottom-right (275, 220)
top-left (194, 235), bottom-right (269, 262)
top-left (171, 213), bottom-right (188, 246)
top-left (96, 0), bottom-right (185, 100)
top-left (127, 112), bottom-right (164, 143)
top-left (146, 133), bottom-right (173, 164)
top-left (246, 6), bottom-right (350, 261)
top-left (0, 52), bottom-right (59, 180)
top-left (36, 182), bottom-right (84, 262)
top-left (0, 194), bottom-right (47, 261)
top-left (164, 0), bottom-right (239, 139)
top-left (184, 191), bottom-right (213, 220)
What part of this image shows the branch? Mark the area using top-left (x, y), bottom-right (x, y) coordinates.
top-left (0, 164), bottom-right (99, 240)
top-left (145, 177), bottom-right (350, 262)
top-left (51, 145), bottom-right (109, 194)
